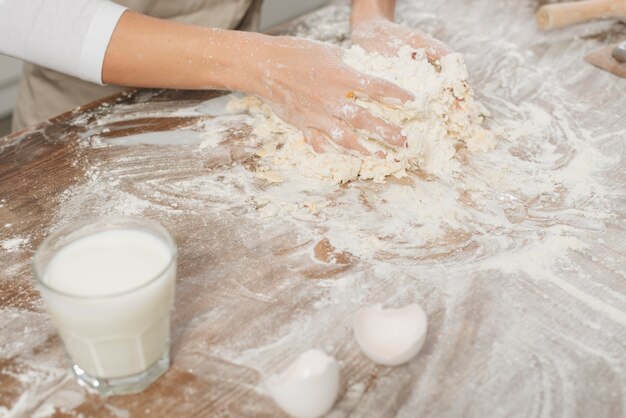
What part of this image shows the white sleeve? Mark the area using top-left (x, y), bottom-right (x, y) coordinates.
top-left (0, 0), bottom-right (127, 84)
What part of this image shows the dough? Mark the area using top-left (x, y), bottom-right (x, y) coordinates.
top-left (228, 45), bottom-right (495, 184)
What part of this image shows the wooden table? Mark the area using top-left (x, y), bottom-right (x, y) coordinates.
top-left (1, 1), bottom-right (625, 417)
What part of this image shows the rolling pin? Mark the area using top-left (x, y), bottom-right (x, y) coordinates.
top-left (536, 0), bottom-right (626, 30)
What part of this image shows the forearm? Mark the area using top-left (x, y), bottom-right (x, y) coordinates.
top-left (102, 11), bottom-right (270, 94)
top-left (350, 0), bottom-right (396, 28)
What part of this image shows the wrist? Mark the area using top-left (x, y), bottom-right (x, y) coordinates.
top-left (237, 35), bottom-right (324, 99)
top-left (350, 0), bottom-right (395, 30)
top-left (205, 30), bottom-right (274, 95)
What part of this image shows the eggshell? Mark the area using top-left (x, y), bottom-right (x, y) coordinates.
top-left (353, 303), bottom-right (428, 366)
top-left (265, 349), bottom-right (340, 418)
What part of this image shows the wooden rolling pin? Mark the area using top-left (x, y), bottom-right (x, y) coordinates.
top-left (536, 0), bottom-right (626, 30)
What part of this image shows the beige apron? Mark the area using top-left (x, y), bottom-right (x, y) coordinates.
top-left (11, 0), bottom-right (262, 132)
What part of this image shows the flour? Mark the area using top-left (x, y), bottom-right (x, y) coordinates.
top-left (1, 237), bottom-right (30, 252)
top-left (0, 339), bottom-right (71, 418)
top-left (2, 1), bottom-right (625, 416)
top-left (0, 309), bottom-right (54, 359)
top-left (228, 45), bottom-right (495, 184)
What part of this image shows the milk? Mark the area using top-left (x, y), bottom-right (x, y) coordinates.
top-left (40, 229), bottom-right (176, 379)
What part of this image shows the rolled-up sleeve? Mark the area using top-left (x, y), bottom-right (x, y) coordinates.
top-left (0, 0), bottom-right (127, 84)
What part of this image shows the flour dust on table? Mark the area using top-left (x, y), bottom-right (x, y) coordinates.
top-left (227, 45), bottom-right (495, 184)
top-left (3, 1), bottom-right (624, 417)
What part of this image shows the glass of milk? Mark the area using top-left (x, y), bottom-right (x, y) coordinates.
top-left (33, 216), bottom-right (177, 396)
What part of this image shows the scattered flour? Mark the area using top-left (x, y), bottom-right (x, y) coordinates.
top-left (2, 1), bottom-right (624, 416)
top-left (1, 237), bottom-right (30, 252)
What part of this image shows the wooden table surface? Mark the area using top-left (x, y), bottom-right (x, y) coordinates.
top-left (1, 1), bottom-right (625, 417)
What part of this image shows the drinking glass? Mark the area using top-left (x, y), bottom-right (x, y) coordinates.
top-left (33, 216), bottom-right (177, 396)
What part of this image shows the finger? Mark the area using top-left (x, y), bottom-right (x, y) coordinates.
top-left (424, 44), bottom-right (452, 62)
top-left (340, 104), bottom-right (406, 147)
top-left (409, 35), bottom-right (452, 61)
top-left (324, 122), bottom-right (370, 156)
top-left (303, 128), bottom-right (334, 154)
top-left (355, 75), bottom-right (414, 104)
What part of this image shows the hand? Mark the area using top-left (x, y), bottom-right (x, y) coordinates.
top-left (103, 14), bottom-right (412, 155)
top-left (351, 19), bottom-right (452, 62)
top-left (251, 37), bottom-right (413, 155)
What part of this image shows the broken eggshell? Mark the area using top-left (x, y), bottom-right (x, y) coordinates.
top-left (353, 303), bottom-right (428, 366)
top-left (265, 349), bottom-right (340, 418)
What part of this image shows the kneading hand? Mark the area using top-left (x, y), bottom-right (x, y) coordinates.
top-left (351, 19), bottom-right (452, 62)
top-left (252, 37), bottom-right (413, 155)
top-left (102, 12), bottom-right (413, 155)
